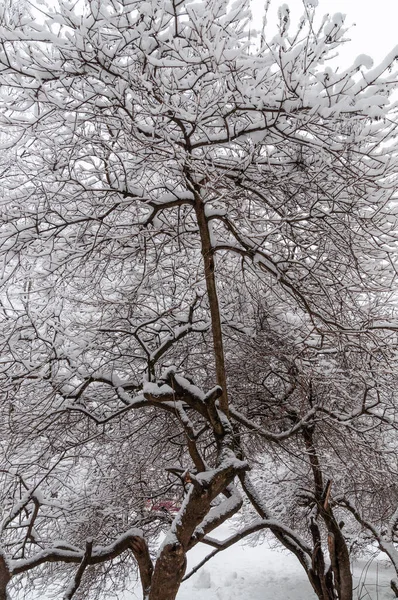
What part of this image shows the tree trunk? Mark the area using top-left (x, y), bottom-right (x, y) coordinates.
top-left (0, 554), bottom-right (10, 600)
top-left (302, 425), bottom-right (352, 600)
top-left (148, 544), bottom-right (186, 600)
top-left (326, 527), bottom-right (352, 600)
top-left (192, 186), bottom-right (229, 415)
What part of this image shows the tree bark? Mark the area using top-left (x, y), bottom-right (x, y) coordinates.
top-left (148, 544), bottom-right (186, 600)
top-left (303, 426), bottom-right (352, 600)
top-left (0, 554), bottom-right (10, 600)
top-left (323, 521), bottom-right (352, 600)
top-left (130, 537), bottom-right (154, 600)
top-left (193, 191), bottom-right (229, 415)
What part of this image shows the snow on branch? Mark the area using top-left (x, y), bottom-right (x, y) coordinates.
top-left (190, 485), bottom-right (243, 547)
top-left (11, 527), bottom-right (146, 575)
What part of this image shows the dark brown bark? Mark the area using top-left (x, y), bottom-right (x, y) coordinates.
top-left (322, 515), bottom-right (352, 600)
top-left (303, 425), bottom-right (324, 498)
top-left (309, 516), bottom-right (335, 600)
top-left (0, 554), bottom-right (10, 600)
top-left (149, 483), bottom-right (210, 600)
top-left (149, 543), bottom-right (186, 600)
top-left (130, 537), bottom-right (154, 599)
top-left (193, 194), bottom-right (229, 415)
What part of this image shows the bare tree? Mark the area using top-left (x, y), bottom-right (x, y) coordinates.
top-left (0, 1), bottom-right (398, 599)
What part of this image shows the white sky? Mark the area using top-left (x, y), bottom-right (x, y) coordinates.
top-left (250, 0), bottom-right (398, 66)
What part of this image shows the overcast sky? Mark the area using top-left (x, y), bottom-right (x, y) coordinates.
top-left (250, 0), bottom-right (398, 66)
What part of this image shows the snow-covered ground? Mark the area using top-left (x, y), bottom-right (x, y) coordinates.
top-left (126, 525), bottom-right (396, 600)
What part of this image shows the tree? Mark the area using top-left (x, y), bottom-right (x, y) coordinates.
top-left (187, 309), bottom-right (398, 600)
top-left (0, 1), bottom-right (398, 599)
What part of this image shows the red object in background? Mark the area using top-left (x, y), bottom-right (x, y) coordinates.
top-left (145, 499), bottom-right (180, 513)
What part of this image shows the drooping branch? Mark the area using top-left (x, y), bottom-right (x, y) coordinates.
top-left (183, 516), bottom-right (312, 582)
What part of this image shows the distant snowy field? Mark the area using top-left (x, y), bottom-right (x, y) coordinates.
top-left (125, 525), bottom-right (397, 600)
